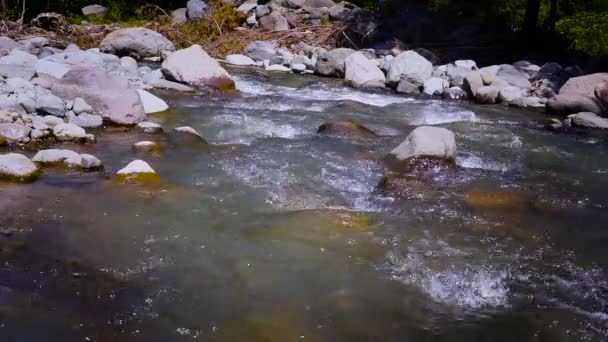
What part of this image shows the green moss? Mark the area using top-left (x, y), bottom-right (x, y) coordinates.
top-left (0, 168), bottom-right (42, 183)
top-left (114, 172), bottom-right (161, 184)
top-left (0, 136), bottom-right (7, 147)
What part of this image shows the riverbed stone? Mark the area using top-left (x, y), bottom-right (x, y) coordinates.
top-left (443, 86), bottom-right (467, 100)
top-left (498, 86), bottom-right (524, 103)
top-left (317, 120), bottom-right (377, 138)
top-left (259, 12), bottom-right (289, 31)
top-left (315, 48), bottom-right (355, 77)
top-left (568, 112), bottom-right (608, 129)
top-left (496, 64), bottom-right (532, 90)
top-left (243, 41), bottom-right (277, 61)
top-left (225, 54), bottom-right (257, 66)
top-left (67, 112), bottom-right (103, 128)
top-left (423, 77), bottom-right (448, 96)
top-left (385, 126), bottom-right (456, 172)
top-left (137, 121), bottom-right (164, 133)
top-left (72, 97), bottom-right (93, 115)
top-left (0, 153), bottom-right (40, 182)
top-left (134, 140), bottom-right (161, 152)
top-left (386, 51), bottom-right (433, 86)
top-left (187, 0), bottom-right (209, 19)
top-left (547, 73), bottom-right (608, 116)
top-left (116, 159), bottom-right (160, 182)
top-left (0, 49), bottom-right (38, 67)
top-left (0, 123), bottom-right (31, 143)
top-left (100, 27), bottom-right (175, 59)
top-left (162, 44), bottom-right (235, 91)
top-left (0, 64), bottom-right (35, 80)
top-left (396, 79), bottom-right (420, 94)
top-left (463, 71), bottom-right (483, 97)
top-left (344, 52), bottom-right (385, 88)
top-left (136, 89), bottom-right (169, 114)
top-left (174, 126), bottom-right (204, 139)
top-left (53, 123), bottom-right (91, 142)
top-left (172, 8), bottom-right (188, 25)
top-left (475, 86), bottom-right (500, 104)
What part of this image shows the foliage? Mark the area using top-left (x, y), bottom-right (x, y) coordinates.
top-left (556, 11), bottom-right (608, 56)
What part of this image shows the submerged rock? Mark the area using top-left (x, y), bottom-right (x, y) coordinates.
top-left (133, 141), bottom-right (161, 152)
top-left (464, 189), bottom-right (535, 209)
top-left (317, 120), bottom-right (377, 138)
top-left (115, 160), bottom-right (160, 183)
top-left (162, 45), bottom-right (235, 91)
top-left (0, 153), bottom-right (40, 182)
top-left (568, 112), bottom-right (608, 129)
top-left (174, 126), bottom-right (205, 140)
top-left (137, 121), bottom-right (164, 134)
top-left (385, 126), bottom-right (456, 172)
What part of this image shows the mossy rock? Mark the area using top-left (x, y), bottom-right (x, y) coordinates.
top-left (317, 120), bottom-right (378, 138)
top-left (114, 172), bottom-right (161, 184)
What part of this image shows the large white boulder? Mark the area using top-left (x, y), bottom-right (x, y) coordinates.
top-left (386, 51), bottom-right (433, 86)
top-left (161, 45), bottom-right (235, 90)
top-left (344, 52), bottom-right (385, 88)
top-left (388, 126), bottom-right (456, 162)
top-left (136, 89), bottom-right (169, 114)
top-left (100, 28), bottom-right (175, 59)
top-left (52, 123), bottom-right (89, 142)
top-left (33, 149), bottom-right (102, 170)
top-left (225, 54), bottom-right (257, 66)
top-left (0, 153), bottom-right (39, 181)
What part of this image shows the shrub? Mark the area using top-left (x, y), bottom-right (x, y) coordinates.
top-left (556, 11), bottom-right (608, 56)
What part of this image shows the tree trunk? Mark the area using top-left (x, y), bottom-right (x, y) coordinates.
top-left (549, 0), bottom-right (558, 31)
top-left (1, 0), bottom-right (7, 18)
top-left (524, 0), bottom-right (541, 33)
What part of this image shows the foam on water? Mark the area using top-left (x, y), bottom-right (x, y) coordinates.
top-left (410, 105), bottom-right (478, 125)
top-left (235, 76), bottom-right (413, 107)
top-left (457, 154), bottom-right (510, 172)
top-left (210, 113), bottom-right (306, 144)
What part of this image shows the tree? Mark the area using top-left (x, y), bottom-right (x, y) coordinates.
top-left (524, 0), bottom-right (541, 32)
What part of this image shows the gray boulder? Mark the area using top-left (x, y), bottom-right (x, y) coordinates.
top-left (51, 68), bottom-right (146, 125)
top-left (162, 45), bottom-right (235, 90)
top-left (99, 28), bottom-right (175, 59)
top-left (35, 94), bottom-right (65, 116)
top-left (0, 153), bottom-right (39, 181)
top-left (244, 41), bottom-right (277, 61)
top-left (172, 8), bottom-right (188, 25)
top-left (462, 71), bottom-right (483, 97)
top-left (386, 51), bottom-right (433, 86)
top-left (187, 0), bottom-right (209, 18)
top-left (568, 112), bottom-right (608, 129)
top-left (315, 48), bottom-right (355, 77)
top-left (385, 126), bottom-right (456, 171)
top-left (344, 52), bottom-right (385, 88)
top-left (496, 64), bottom-right (532, 90)
top-left (304, 0), bottom-right (336, 8)
top-left (423, 77), bottom-right (448, 96)
top-left (531, 62), bottom-right (571, 98)
top-left (259, 12), bottom-right (289, 31)
top-left (475, 86), bottom-right (500, 104)
top-left (547, 73), bottom-right (608, 116)
top-left (0, 64), bottom-right (35, 80)
top-left (0, 123), bottom-right (31, 143)
top-left (396, 79), bottom-right (420, 94)
top-left (225, 54), bottom-right (257, 66)
top-left (256, 5), bottom-right (271, 17)
top-left (82, 4), bottom-right (107, 16)
top-left (67, 112), bottom-right (103, 128)
top-left (0, 49), bottom-right (38, 67)
top-left (498, 86), bottom-right (524, 103)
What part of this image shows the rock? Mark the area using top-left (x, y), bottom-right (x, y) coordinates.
top-left (443, 86), bottom-right (467, 100)
top-left (42, 115), bottom-right (64, 126)
top-left (531, 62), bottom-right (570, 98)
top-left (565, 65), bottom-right (585, 77)
top-left (396, 79), bottom-right (420, 94)
top-left (137, 121), bottom-right (164, 134)
top-left (0, 36), bottom-right (21, 52)
top-left (174, 126), bottom-right (204, 139)
top-left (116, 160), bottom-right (159, 182)
top-left (0, 49), bottom-right (38, 67)
top-left (414, 48), bottom-right (440, 65)
top-left (134, 141), bottom-right (161, 152)
top-left (136, 89), bottom-right (169, 114)
top-left (547, 73), bottom-right (608, 116)
top-left (82, 4), bottom-right (107, 16)
top-left (480, 70), bottom-right (494, 86)
top-left (32, 149), bottom-right (102, 170)
top-left (244, 41), bottom-right (277, 61)
top-left (259, 12), bottom-right (289, 31)
top-left (496, 64), bottom-right (532, 90)
top-left (386, 51), bottom-right (433, 86)
top-left (329, 4), bottom-right (350, 20)
top-left (246, 13), bottom-right (258, 26)
top-left (291, 63), bottom-right (307, 73)
top-left (286, 0), bottom-right (305, 8)
top-left (544, 118), bottom-right (563, 130)
top-left (292, 55), bottom-right (314, 69)
top-left (446, 65), bottom-right (474, 87)
top-left (187, 0), bottom-right (209, 19)
top-left (568, 112), bottom-right (608, 129)
top-left (0, 65), bottom-right (35, 80)
top-left (150, 79), bottom-right (195, 92)
top-left (475, 86), bottom-right (500, 104)
top-left (0, 123), bottom-right (31, 143)
top-left (498, 86), bottom-right (523, 103)
top-left (237, 0), bottom-right (258, 13)
top-left (423, 77), bottom-right (448, 95)
top-left (99, 28), bottom-right (175, 59)
top-left (120, 56), bottom-right (139, 76)
top-left (596, 82), bottom-right (608, 110)
top-left (315, 48), bottom-right (355, 77)
top-left (510, 96), bottom-right (545, 108)
top-left (172, 8), bottom-right (188, 25)
top-left (52, 123), bottom-right (90, 142)
top-left (72, 97), bottom-right (93, 115)
top-left (317, 120), bottom-right (377, 137)
top-left (454, 60), bottom-right (477, 70)
top-left (51, 68), bottom-right (146, 125)
top-left (344, 52), bottom-right (385, 88)
top-left (225, 54), bottom-right (257, 66)
top-left (67, 112), bottom-right (103, 128)
top-left (265, 64), bottom-right (291, 72)
top-left (162, 45), bottom-right (235, 91)
top-left (256, 5), bottom-right (270, 17)
top-left (385, 126), bottom-right (456, 172)
top-left (304, 0), bottom-right (336, 8)
top-left (34, 59), bottom-right (70, 79)
top-left (0, 153), bottom-right (40, 182)
top-left (462, 71), bottom-right (483, 97)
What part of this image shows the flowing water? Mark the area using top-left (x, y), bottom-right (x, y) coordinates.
top-left (2, 71), bottom-right (608, 341)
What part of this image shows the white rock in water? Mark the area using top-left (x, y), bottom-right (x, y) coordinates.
top-left (291, 63), bottom-right (307, 73)
top-left (79, 154), bottom-right (103, 170)
top-left (225, 54), bottom-right (257, 66)
top-left (42, 115), bottom-right (64, 127)
top-left (174, 126), bottom-right (203, 138)
top-left (52, 123), bottom-right (89, 141)
top-left (136, 89), bottom-right (169, 114)
top-left (389, 126), bottom-right (456, 161)
top-left (265, 64), bottom-right (290, 72)
top-left (0, 153), bottom-right (39, 181)
top-left (67, 112), bottom-right (103, 128)
top-left (387, 51), bottom-right (433, 86)
top-left (423, 77), bottom-right (448, 95)
top-left (32, 149), bottom-right (80, 164)
top-left (0, 123), bottom-right (31, 143)
top-left (161, 44), bottom-right (234, 90)
top-left (137, 121), bottom-right (163, 133)
top-left (72, 97), bottom-right (94, 115)
top-left (117, 160), bottom-right (156, 175)
top-left (134, 140), bottom-right (160, 151)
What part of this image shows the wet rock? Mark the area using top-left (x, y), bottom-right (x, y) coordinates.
top-left (291, 63), bottom-right (307, 73)
top-left (187, 0), bottom-right (209, 19)
top-left (531, 62), bottom-right (570, 98)
top-left (568, 112), bottom-right (608, 129)
top-left (137, 121), bottom-right (163, 134)
top-left (225, 54), bottom-right (257, 66)
top-left (136, 89), bottom-right (169, 114)
top-left (464, 189), bottom-right (534, 209)
top-left (32, 149), bottom-right (103, 170)
top-left (547, 73), bottom-right (608, 116)
top-left (162, 45), bottom-right (235, 91)
top-left (446, 65), bottom-right (475, 87)
top-left (544, 118), bottom-right (563, 130)
top-left (385, 126), bottom-right (456, 172)
top-left (386, 51), bottom-right (433, 86)
top-left (265, 64), bottom-right (290, 72)
top-left (51, 68), bottom-right (146, 125)
top-left (115, 160), bottom-right (160, 183)
top-left (174, 126), bottom-right (205, 140)
top-left (134, 141), bottom-right (161, 152)
top-left (443, 87), bottom-right (467, 100)
top-left (344, 52), bottom-right (385, 88)
top-left (315, 48), bottom-right (355, 77)
top-left (72, 97), bottom-right (93, 115)
top-left (0, 153), bottom-right (40, 182)
top-left (100, 27), bottom-right (175, 59)
top-left (244, 41), bottom-right (276, 61)
top-left (52, 123), bottom-right (93, 142)
top-left (0, 123), bottom-right (30, 143)
top-left (82, 4), bottom-right (107, 16)
top-left (317, 120), bottom-right (377, 138)
top-left (423, 77), bottom-right (448, 96)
